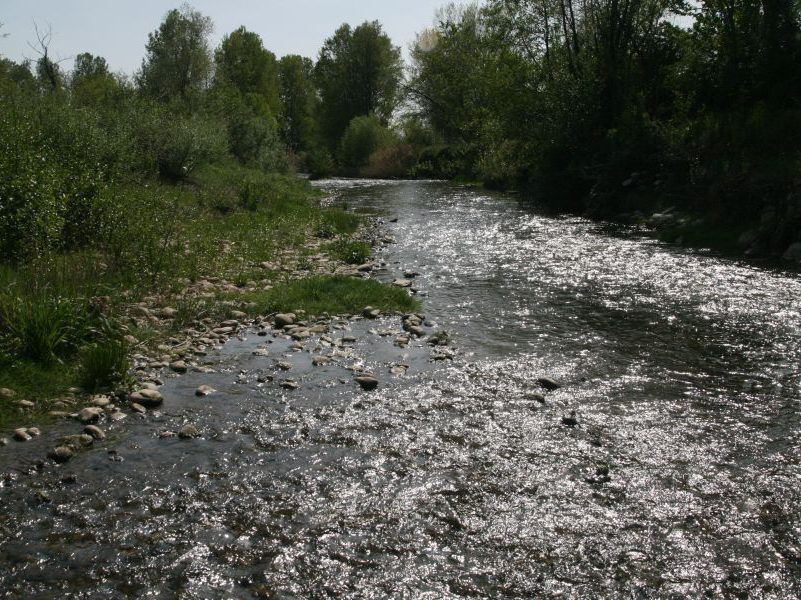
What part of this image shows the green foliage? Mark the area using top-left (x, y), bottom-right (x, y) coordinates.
top-left (0, 294), bottom-right (94, 364)
top-left (324, 239), bottom-right (372, 264)
top-left (339, 115), bottom-right (397, 174)
top-left (215, 26), bottom-right (280, 118)
top-left (315, 21), bottom-right (404, 150)
top-left (138, 6), bottom-right (213, 104)
top-left (278, 55), bottom-right (319, 155)
top-left (131, 102), bottom-right (228, 179)
top-left (244, 276), bottom-right (420, 317)
top-left (78, 338), bottom-right (130, 392)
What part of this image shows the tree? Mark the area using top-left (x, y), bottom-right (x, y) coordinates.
top-left (71, 53), bottom-right (122, 108)
top-left (73, 53), bottom-right (108, 82)
top-left (214, 26), bottom-right (280, 118)
top-left (315, 21), bottom-right (403, 150)
top-left (138, 5), bottom-right (213, 103)
top-left (278, 54), bottom-right (318, 153)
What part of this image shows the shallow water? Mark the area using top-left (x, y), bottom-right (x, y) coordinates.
top-left (1, 180), bottom-right (800, 598)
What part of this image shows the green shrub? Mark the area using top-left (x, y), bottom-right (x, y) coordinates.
top-left (131, 103), bottom-right (228, 180)
top-left (339, 115), bottom-right (396, 174)
top-left (361, 144), bottom-right (415, 178)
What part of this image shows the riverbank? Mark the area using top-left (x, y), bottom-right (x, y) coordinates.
top-left (0, 171), bottom-right (419, 439)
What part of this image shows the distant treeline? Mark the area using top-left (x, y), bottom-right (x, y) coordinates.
top-left (2, 0), bottom-right (801, 252)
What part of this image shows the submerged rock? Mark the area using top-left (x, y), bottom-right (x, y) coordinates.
top-left (195, 385), bottom-right (217, 397)
top-left (84, 425), bottom-right (106, 440)
top-left (355, 376), bottom-right (379, 391)
top-left (537, 377), bottom-right (562, 391)
top-left (13, 428), bottom-right (32, 442)
top-left (178, 424), bottom-right (200, 439)
top-left (48, 446), bottom-right (75, 463)
top-left (561, 411), bottom-right (579, 427)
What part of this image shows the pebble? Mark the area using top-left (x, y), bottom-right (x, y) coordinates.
top-left (392, 278), bottom-right (413, 288)
top-left (16, 400), bottom-right (35, 409)
top-left (0, 438), bottom-right (8, 447)
top-left (178, 424), bottom-right (200, 439)
top-left (195, 385), bottom-right (217, 397)
top-left (0, 388), bottom-right (16, 399)
top-left (355, 376), bottom-right (379, 391)
top-left (84, 425), bottom-right (106, 440)
top-left (48, 446), bottom-right (75, 463)
top-left (312, 356), bottom-right (332, 367)
top-left (27, 427), bottom-right (41, 437)
top-left (362, 306), bottom-right (381, 319)
top-left (277, 361), bottom-right (293, 371)
top-left (280, 380), bottom-right (299, 390)
top-left (131, 403), bottom-right (147, 414)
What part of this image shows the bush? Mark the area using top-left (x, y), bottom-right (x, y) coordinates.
top-left (131, 103), bottom-right (227, 180)
top-left (361, 144), bottom-right (415, 178)
top-left (338, 115), bottom-right (396, 174)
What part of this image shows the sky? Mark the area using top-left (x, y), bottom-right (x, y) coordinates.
top-left (0, 1), bottom-right (464, 75)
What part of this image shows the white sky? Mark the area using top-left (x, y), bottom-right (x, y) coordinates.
top-left (0, 1), bottom-right (466, 74)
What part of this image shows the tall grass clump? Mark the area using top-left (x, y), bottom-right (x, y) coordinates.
top-left (78, 338), bottom-right (130, 392)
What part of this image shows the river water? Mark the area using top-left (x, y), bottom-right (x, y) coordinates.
top-left (1, 180), bottom-right (800, 598)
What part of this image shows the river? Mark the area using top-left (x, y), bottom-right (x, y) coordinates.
top-left (1, 179), bottom-right (800, 598)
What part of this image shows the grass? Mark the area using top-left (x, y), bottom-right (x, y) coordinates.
top-left (241, 276), bottom-right (421, 317)
top-left (323, 239), bottom-right (372, 264)
top-left (78, 338), bottom-right (130, 393)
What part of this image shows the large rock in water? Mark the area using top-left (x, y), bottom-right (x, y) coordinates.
top-left (355, 376), bottom-right (379, 391)
top-left (129, 389), bottom-right (164, 408)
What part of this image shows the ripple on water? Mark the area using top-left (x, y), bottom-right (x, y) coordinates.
top-left (1, 179), bottom-right (800, 598)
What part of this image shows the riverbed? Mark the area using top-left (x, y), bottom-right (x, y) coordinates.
top-left (1, 179), bottom-right (800, 598)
